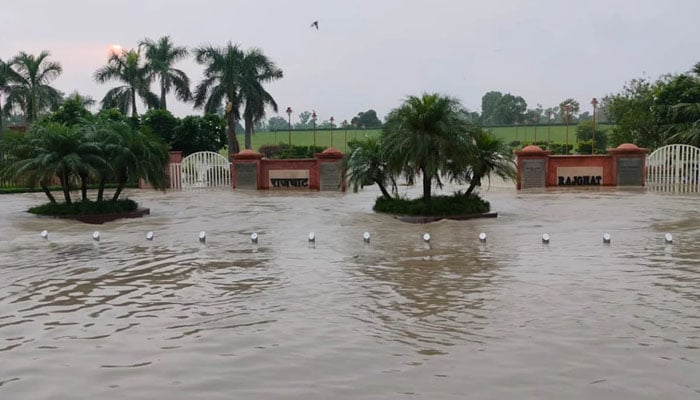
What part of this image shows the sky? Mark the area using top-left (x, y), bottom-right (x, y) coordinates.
top-left (2, 0), bottom-right (700, 124)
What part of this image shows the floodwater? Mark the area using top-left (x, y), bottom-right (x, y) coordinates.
top-left (0, 184), bottom-right (698, 400)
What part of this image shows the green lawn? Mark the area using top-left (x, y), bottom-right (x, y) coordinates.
top-left (229, 123), bottom-right (614, 155)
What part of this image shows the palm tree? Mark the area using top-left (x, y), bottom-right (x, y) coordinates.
top-left (1, 57), bottom-right (20, 132)
top-left (9, 122), bottom-right (106, 204)
top-left (382, 93), bottom-right (473, 202)
top-left (238, 48), bottom-right (283, 150)
top-left (139, 36), bottom-right (192, 110)
top-left (94, 49), bottom-right (159, 117)
top-left (4, 51), bottom-right (63, 124)
top-left (193, 42), bottom-right (245, 156)
top-left (451, 129), bottom-right (516, 196)
top-left (345, 137), bottom-right (396, 200)
top-left (667, 63), bottom-right (700, 147)
top-left (87, 120), bottom-right (168, 201)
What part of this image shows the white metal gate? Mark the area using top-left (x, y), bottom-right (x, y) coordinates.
top-left (646, 144), bottom-right (700, 193)
top-left (177, 151), bottom-right (232, 190)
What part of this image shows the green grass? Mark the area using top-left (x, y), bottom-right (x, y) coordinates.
top-left (485, 123), bottom-right (614, 146)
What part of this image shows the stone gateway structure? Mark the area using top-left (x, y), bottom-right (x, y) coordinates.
top-left (515, 143), bottom-right (648, 190)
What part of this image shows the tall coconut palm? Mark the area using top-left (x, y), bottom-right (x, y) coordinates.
top-left (382, 93), bottom-right (473, 202)
top-left (4, 51), bottom-right (63, 124)
top-left (94, 49), bottom-right (159, 117)
top-left (139, 36), bottom-right (192, 110)
top-left (193, 42), bottom-right (245, 155)
top-left (238, 48), bottom-right (283, 150)
top-left (1, 57), bottom-right (20, 132)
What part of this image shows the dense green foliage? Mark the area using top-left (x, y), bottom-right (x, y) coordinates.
top-left (575, 121), bottom-right (608, 154)
top-left (374, 193), bottom-right (489, 216)
top-left (172, 114), bottom-right (226, 156)
top-left (28, 198), bottom-right (137, 216)
top-left (350, 109), bottom-right (382, 128)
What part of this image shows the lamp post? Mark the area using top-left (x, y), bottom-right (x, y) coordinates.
top-left (343, 119), bottom-right (348, 152)
top-left (524, 119), bottom-right (529, 144)
top-left (515, 121), bottom-right (519, 142)
top-left (312, 110), bottom-right (317, 150)
top-left (591, 97), bottom-right (599, 154)
top-left (533, 115), bottom-right (538, 143)
top-left (330, 116), bottom-right (335, 148)
top-left (546, 110), bottom-right (552, 146)
top-left (286, 107), bottom-right (292, 147)
top-left (565, 103), bottom-right (572, 155)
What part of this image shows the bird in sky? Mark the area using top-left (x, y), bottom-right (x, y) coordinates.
top-left (310, 21), bottom-right (319, 29)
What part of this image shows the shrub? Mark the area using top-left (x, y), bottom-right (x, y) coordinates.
top-left (28, 198), bottom-right (138, 216)
top-left (373, 193), bottom-right (490, 216)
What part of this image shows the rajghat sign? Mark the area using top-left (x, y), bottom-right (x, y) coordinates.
top-left (515, 144), bottom-right (648, 190)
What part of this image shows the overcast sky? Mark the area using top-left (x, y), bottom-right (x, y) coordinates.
top-left (2, 0), bottom-right (700, 123)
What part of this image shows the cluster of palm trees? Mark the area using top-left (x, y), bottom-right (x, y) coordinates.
top-left (1, 36), bottom-right (284, 156)
top-left (1, 118), bottom-right (169, 205)
top-left (346, 93), bottom-right (516, 204)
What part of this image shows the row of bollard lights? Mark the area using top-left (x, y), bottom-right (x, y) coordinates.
top-left (39, 230), bottom-right (675, 245)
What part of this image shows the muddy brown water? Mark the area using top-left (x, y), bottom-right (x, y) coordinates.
top-left (0, 185), bottom-right (698, 399)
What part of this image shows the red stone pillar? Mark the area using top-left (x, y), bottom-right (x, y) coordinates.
top-left (607, 143), bottom-right (649, 186)
top-left (232, 149), bottom-right (264, 189)
top-left (515, 145), bottom-right (550, 190)
top-left (316, 147), bottom-right (346, 192)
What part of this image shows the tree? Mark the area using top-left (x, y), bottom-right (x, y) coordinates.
top-left (171, 114), bottom-right (226, 157)
top-left (558, 98), bottom-right (580, 123)
top-left (382, 93), bottom-right (473, 202)
top-left (4, 51), bottom-right (63, 123)
top-left (345, 137), bottom-right (396, 200)
top-left (237, 48), bottom-right (283, 150)
top-left (193, 42), bottom-right (245, 156)
top-left (141, 108), bottom-right (179, 145)
top-left (603, 78), bottom-right (661, 148)
top-left (50, 93), bottom-right (95, 126)
top-left (454, 129), bottom-right (515, 196)
top-left (139, 36), bottom-right (192, 110)
top-left (350, 109), bottom-right (382, 128)
top-left (295, 111), bottom-right (312, 129)
top-left (0, 57), bottom-right (21, 132)
top-left (94, 49), bottom-right (159, 117)
top-left (480, 91), bottom-right (527, 124)
top-left (267, 116), bottom-right (287, 130)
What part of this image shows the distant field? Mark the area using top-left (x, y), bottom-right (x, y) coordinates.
top-left (235, 124), bottom-right (614, 153)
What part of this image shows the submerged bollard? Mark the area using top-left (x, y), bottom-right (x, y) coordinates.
top-left (478, 232), bottom-right (487, 242)
top-left (198, 231), bottom-right (206, 243)
top-left (251, 232), bottom-right (259, 244)
top-left (146, 231), bottom-right (154, 241)
top-left (308, 232), bottom-right (316, 243)
top-left (541, 233), bottom-right (550, 244)
top-left (664, 233), bottom-right (673, 244)
top-left (40, 230), bottom-right (48, 240)
top-left (602, 232), bottom-right (611, 244)
top-left (363, 232), bottom-right (371, 244)
top-left (422, 233), bottom-right (431, 243)
top-left (92, 231), bottom-right (100, 242)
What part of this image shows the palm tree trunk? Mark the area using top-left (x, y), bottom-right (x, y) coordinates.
top-left (40, 180), bottom-right (57, 204)
top-left (97, 177), bottom-right (106, 202)
top-left (421, 167), bottom-right (431, 202)
top-left (374, 179), bottom-right (393, 200)
top-left (244, 115), bottom-right (254, 150)
top-left (131, 89), bottom-right (138, 117)
top-left (160, 83), bottom-right (167, 110)
top-left (226, 111), bottom-right (240, 156)
top-left (80, 174), bottom-right (88, 201)
top-left (465, 181), bottom-right (478, 197)
top-left (112, 177), bottom-right (126, 202)
top-left (61, 171), bottom-right (72, 204)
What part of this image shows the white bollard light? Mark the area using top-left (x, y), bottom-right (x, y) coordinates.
top-left (541, 233), bottom-right (550, 244)
top-left (40, 230), bottom-right (49, 240)
top-left (251, 232), bottom-right (259, 244)
top-left (92, 231), bottom-right (100, 242)
top-left (198, 231), bottom-right (206, 243)
top-left (363, 232), bottom-right (371, 243)
top-left (308, 232), bottom-right (316, 243)
top-left (422, 233), bottom-right (431, 243)
top-left (664, 233), bottom-right (673, 244)
top-left (602, 232), bottom-right (611, 244)
top-left (478, 232), bottom-right (487, 242)
top-left (146, 231), bottom-right (154, 241)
